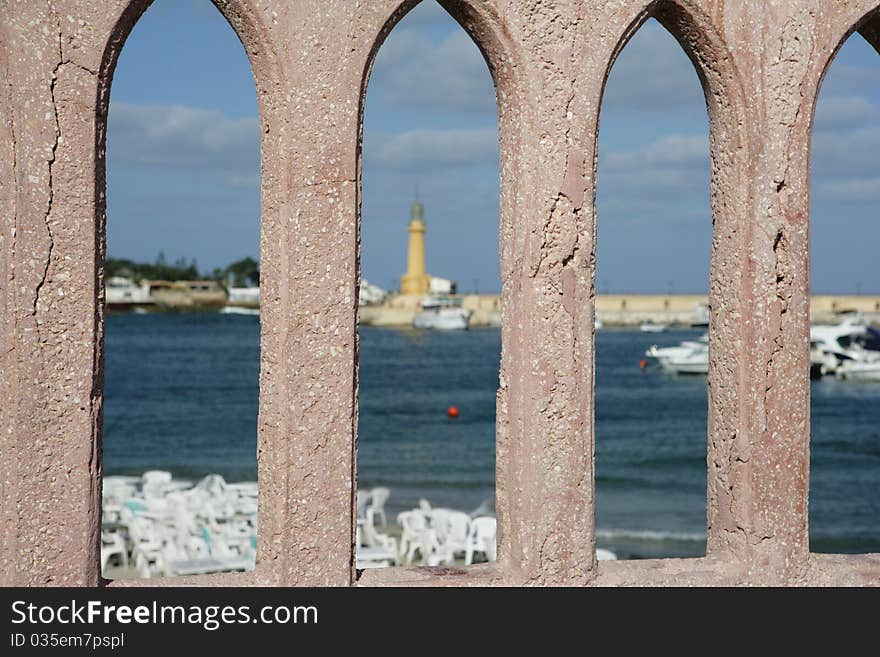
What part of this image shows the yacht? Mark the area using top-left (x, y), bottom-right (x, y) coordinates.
top-left (640, 320), bottom-right (668, 333)
top-left (837, 355), bottom-right (880, 382)
top-left (809, 317), bottom-right (874, 376)
top-left (809, 339), bottom-right (840, 379)
top-left (645, 334), bottom-right (709, 375)
top-left (691, 302), bottom-right (710, 329)
top-left (833, 324), bottom-right (880, 382)
top-left (412, 296), bottom-right (472, 331)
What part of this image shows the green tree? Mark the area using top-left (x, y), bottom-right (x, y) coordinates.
top-left (225, 256), bottom-right (260, 287)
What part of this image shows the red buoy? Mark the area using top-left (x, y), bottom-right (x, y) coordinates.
top-left (447, 406), bottom-right (460, 419)
top-left (639, 359), bottom-right (648, 369)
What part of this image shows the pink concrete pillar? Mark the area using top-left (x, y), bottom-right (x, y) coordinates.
top-left (0, 0), bottom-right (106, 585)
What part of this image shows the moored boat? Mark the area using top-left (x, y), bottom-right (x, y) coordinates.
top-left (413, 296), bottom-right (471, 330)
top-left (837, 357), bottom-right (880, 382)
top-left (640, 320), bottom-right (668, 333)
top-left (645, 334), bottom-right (708, 375)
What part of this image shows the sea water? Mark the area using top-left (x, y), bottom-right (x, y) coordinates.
top-left (103, 313), bottom-right (880, 559)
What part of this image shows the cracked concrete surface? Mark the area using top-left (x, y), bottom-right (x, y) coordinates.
top-left (1, 0), bottom-right (879, 587)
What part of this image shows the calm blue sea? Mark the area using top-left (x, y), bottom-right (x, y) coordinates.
top-left (103, 313), bottom-right (880, 559)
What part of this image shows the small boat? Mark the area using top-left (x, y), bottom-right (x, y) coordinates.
top-left (810, 339), bottom-right (840, 379)
top-left (645, 334), bottom-right (708, 375)
top-left (810, 317), bottom-right (878, 377)
top-left (640, 320), bottom-right (668, 333)
top-left (837, 357), bottom-right (880, 382)
top-left (412, 296), bottom-right (471, 330)
top-left (834, 329), bottom-right (880, 382)
top-left (691, 302), bottom-right (710, 329)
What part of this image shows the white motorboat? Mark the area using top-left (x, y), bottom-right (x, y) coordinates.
top-left (645, 334), bottom-right (709, 375)
top-left (837, 356), bottom-right (880, 382)
top-left (833, 326), bottom-right (880, 382)
top-left (811, 318), bottom-right (868, 358)
top-left (810, 339), bottom-right (840, 379)
top-left (810, 317), bottom-right (878, 377)
top-left (640, 320), bottom-right (668, 333)
top-left (691, 302), bottom-right (710, 329)
top-left (413, 296), bottom-right (471, 330)
top-left (661, 347), bottom-right (709, 375)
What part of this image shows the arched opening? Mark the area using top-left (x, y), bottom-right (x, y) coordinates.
top-left (595, 17), bottom-right (711, 560)
top-left (809, 28), bottom-right (880, 555)
top-left (100, 0), bottom-right (261, 578)
top-left (356, 0), bottom-right (501, 569)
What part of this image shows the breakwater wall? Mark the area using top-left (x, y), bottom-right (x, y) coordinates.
top-left (360, 294), bottom-right (880, 327)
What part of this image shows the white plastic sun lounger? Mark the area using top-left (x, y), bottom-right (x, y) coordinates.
top-left (168, 556), bottom-right (253, 576)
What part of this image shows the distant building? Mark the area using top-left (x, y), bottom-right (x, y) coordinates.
top-left (105, 276), bottom-right (153, 309)
top-left (429, 277), bottom-right (456, 295)
top-left (359, 279), bottom-right (387, 305)
top-left (142, 280), bottom-right (227, 309)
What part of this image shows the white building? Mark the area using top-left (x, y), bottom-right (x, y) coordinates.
top-left (105, 276), bottom-right (153, 307)
top-left (359, 279), bottom-right (388, 305)
top-left (429, 276), bottom-right (457, 295)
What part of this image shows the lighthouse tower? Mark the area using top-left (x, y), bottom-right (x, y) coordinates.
top-left (400, 200), bottom-right (431, 295)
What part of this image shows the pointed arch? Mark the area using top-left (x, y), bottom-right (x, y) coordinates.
top-left (808, 6), bottom-right (880, 138)
top-left (807, 6), bottom-right (880, 557)
top-left (595, 0), bottom-right (753, 562)
top-left (355, 1), bottom-right (526, 580)
top-left (94, 0), bottom-right (283, 585)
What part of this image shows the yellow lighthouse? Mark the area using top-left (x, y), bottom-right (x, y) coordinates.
top-left (400, 200), bottom-right (431, 295)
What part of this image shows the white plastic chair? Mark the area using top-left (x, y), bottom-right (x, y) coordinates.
top-left (101, 531), bottom-right (128, 571)
top-left (428, 508), bottom-right (451, 541)
top-left (367, 487), bottom-right (390, 527)
top-left (597, 548), bottom-right (618, 561)
top-left (356, 490), bottom-right (370, 519)
top-left (468, 499), bottom-right (494, 519)
top-left (141, 470), bottom-right (172, 499)
top-left (397, 510), bottom-right (430, 564)
top-left (465, 516), bottom-right (497, 565)
top-left (444, 511), bottom-right (471, 559)
top-left (422, 529), bottom-right (454, 567)
top-left (362, 509), bottom-right (397, 559)
top-left (356, 513), bottom-right (398, 568)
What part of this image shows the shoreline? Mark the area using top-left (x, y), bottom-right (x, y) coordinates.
top-left (108, 293), bottom-right (880, 328)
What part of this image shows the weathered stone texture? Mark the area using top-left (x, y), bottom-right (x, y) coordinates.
top-left (1, 0), bottom-right (878, 586)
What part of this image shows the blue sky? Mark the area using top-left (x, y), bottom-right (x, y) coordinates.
top-left (107, 0), bottom-right (879, 294)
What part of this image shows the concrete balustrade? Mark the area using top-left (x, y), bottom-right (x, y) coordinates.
top-left (1, 0), bottom-right (879, 586)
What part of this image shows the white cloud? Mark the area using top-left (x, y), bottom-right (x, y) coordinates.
top-left (598, 132), bottom-right (710, 207)
top-left (226, 174), bottom-right (261, 189)
top-left (818, 60), bottom-right (880, 97)
top-left (108, 101), bottom-right (259, 171)
top-left (370, 27), bottom-right (496, 113)
top-left (365, 127), bottom-right (499, 171)
top-left (604, 134), bottom-right (708, 171)
top-left (603, 20), bottom-right (705, 114)
top-left (813, 125), bottom-right (880, 175)
top-left (815, 178), bottom-right (880, 201)
top-left (814, 95), bottom-right (879, 129)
